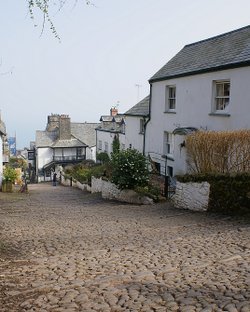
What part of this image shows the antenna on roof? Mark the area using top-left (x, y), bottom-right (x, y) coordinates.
top-left (135, 84), bottom-right (142, 102)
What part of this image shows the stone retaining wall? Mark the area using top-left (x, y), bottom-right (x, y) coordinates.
top-left (171, 181), bottom-right (210, 211)
top-left (62, 176), bottom-right (153, 205)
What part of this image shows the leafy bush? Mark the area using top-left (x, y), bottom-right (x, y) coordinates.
top-left (176, 173), bottom-right (250, 215)
top-left (135, 184), bottom-right (161, 202)
top-left (111, 149), bottom-right (149, 189)
top-left (3, 166), bottom-right (18, 183)
top-left (96, 152), bottom-right (110, 164)
top-left (63, 162), bottom-right (110, 185)
top-left (112, 135), bottom-right (120, 155)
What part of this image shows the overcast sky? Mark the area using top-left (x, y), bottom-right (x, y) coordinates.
top-left (1, 0), bottom-right (250, 148)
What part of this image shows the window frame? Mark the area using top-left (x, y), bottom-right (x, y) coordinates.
top-left (163, 132), bottom-right (174, 156)
top-left (98, 140), bottom-right (102, 151)
top-left (213, 80), bottom-right (230, 113)
top-left (165, 85), bottom-right (176, 112)
top-left (104, 142), bottom-right (108, 153)
top-left (139, 118), bottom-right (144, 134)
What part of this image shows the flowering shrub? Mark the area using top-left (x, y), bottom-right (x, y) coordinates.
top-left (3, 166), bottom-right (18, 183)
top-left (111, 149), bottom-right (149, 189)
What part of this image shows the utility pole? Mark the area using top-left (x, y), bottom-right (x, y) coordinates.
top-left (135, 84), bottom-right (142, 102)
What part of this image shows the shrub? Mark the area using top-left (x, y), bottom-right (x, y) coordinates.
top-left (176, 173), bottom-right (250, 215)
top-left (96, 152), bottom-right (110, 164)
top-left (186, 130), bottom-right (250, 174)
top-left (3, 166), bottom-right (18, 183)
top-left (135, 184), bottom-right (161, 202)
top-left (111, 149), bottom-right (149, 189)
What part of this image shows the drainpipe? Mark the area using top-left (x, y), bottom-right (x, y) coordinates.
top-left (143, 84), bottom-right (152, 156)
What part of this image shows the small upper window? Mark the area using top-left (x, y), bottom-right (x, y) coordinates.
top-left (139, 119), bottom-right (144, 134)
top-left (98, 140), bottom-right (102, 151)
top-left (104, 142), bottom-right (108, 153)
top-left (164, 132), bottom-right (174, 155)
top-left (165, 86), bottom-right (176, 111)
top-left (214, 81), bottom-right (230, 112)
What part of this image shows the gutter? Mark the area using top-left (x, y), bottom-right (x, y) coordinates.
top-left (149, 61), bottom-right (250, 84)
top-left (143, 84), bottom-right (152, 156)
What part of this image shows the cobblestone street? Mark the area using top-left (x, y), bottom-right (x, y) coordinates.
top-left (0, 183), bottom-right (249, 312)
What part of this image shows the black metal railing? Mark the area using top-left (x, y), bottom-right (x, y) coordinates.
top-left (53, 155), bottom-right (86, 162)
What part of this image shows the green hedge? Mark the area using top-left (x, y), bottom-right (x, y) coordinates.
top-left (176, 173), bottom-right (250, 215)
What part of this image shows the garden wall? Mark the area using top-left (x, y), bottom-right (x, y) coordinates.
top-left (171, 181), bottom-right (210, 211)
top-left (61, 175), bottom-right (153, 205)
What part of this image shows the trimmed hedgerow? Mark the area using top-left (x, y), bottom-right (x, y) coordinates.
top-left (176, 173), bottom-right (250, 215)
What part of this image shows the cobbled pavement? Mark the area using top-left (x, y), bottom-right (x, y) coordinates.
top-left (0, 183), bottom-right (249, 312)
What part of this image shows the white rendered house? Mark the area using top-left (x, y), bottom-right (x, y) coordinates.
top-left (36, 114), bottom-right (99, 182)
top-left (146, 25), bottom-right (250, 177)
top-left (96, 108), bottom-right (126, 157)
top-left (124, 95), bottom-right (150, 154)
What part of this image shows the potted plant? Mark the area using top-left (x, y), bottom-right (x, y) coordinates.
top-left (2, 166), bottom-right (18, 192)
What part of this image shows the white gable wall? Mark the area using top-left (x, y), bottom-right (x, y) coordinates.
top-left (37, 147), bottom-right (53, 170)
top-left (125, 116), bottom-right (145, 152)
top-left (146, 66), bottom-right (250, 175)
top-left (96, 130), bottom-right (125, 157)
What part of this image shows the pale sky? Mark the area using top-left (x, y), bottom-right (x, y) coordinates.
top-left (1, 0), bottom-right (250, 148)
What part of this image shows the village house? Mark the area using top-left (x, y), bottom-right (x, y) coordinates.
top-left (36, 114), bottom-right (99, 182)
top-left (145, 25), bottom-right (250, 177)
top-left (96, 97), bottom-right (150, 158)
top-left (124, 95), bottom-right (150, 154)
top-left (96, 107), bottom-right (126, 157)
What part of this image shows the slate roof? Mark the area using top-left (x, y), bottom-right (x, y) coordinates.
top-left (96, 115), bottom-right (125, 133)
top-left (124, 95), bottom-right (150, 117)
top-left (52, 138), bottom-right (86, 148)
top-left (150, 25), bottom-right (250, 83)
top-left (71, 123), bottom-right (100, 147)
top-left (36, 130), bottom-right (58, 147)
top-left (36, 122), bottom-right (100, 148)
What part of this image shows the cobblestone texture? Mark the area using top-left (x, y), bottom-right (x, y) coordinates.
top-left (0, 183), bottom-right (249, 311)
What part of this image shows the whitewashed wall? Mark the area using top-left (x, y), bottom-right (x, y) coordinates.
top-left (146, 67), bottom-right (250, 176)
top-left (125, 116), bottom-right (144, 152)
top-left (171, 181), bottom-right (210, 211)
top-left (37, 147), bottom-right (53, 170)
top-left (96, 131), bottom-right (125, 157)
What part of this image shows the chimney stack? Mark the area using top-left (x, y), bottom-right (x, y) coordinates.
top-left (59, 114), bottom-right (71, 140)
top-left (110, 107), bottom-right (118, 117)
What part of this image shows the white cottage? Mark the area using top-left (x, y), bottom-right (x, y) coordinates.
top-left (146, 25), bottom-right (250, 176)
top-left (124, 95), bottom-right (150, 154)
top-left (96, 108), bottom-right (126, 157)
top-left (36, 114), bottom-right (99, 182)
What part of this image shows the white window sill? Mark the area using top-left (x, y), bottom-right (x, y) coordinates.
top-left (209, 112), bottom-right (231, 117)
top-left (164, 110), bottom-right (176, 114)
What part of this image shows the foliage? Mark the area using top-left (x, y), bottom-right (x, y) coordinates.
top-left (176, 173), bottom-right (250, 215)
top-left (112, 135), bottom-right (120, 155)
top-left (63, 162), bottom-right (109, 185)
top-left (96, 152), bottom-right (110, 164)
top-left (111, 149), bottom-right (149, 190)
top-left (135, 184), bottom-right (161, 202)
top-left (208, 175), bottom-right (250, 215)
top-left (9, 157), bottom-right (28, 170)
top-left (3, 166), bottom-right (18, 183)
top-left (186, 130), bottom-right (250, 174)
top-left (28, 0), bottom-right (92, 40)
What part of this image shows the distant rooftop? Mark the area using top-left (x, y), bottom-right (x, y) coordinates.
top-left (150, 25), bottom-right (250, 82)
top-left (125, 95), bottom-right (150, 117)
